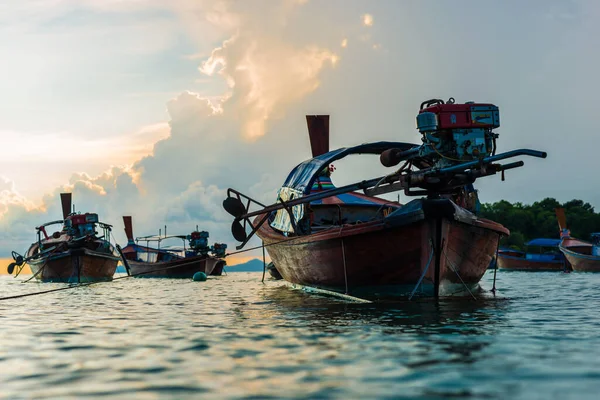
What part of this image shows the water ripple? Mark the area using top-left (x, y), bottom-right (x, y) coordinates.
top-left (1, 271), bottom-right (600, 399)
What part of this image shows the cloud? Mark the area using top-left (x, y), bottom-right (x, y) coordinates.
top-left (0, 177), bottom-right (33, 218)
top-left (0, 123), bottom-right (169, 166)
top-left (0, 0), bottom-right (341, 257)
top-left (183, 0), bottom-right (339, 139)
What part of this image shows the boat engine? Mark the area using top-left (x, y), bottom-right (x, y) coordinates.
top-left (188, 231), bottom-right (210, 256)
top-left (211, 243), bottom-right (227, 258)
top-left (416, 98), bottom-right (499, 168)
top-left (65, 213), bottom-right (99, 238)
top-left (375, 97), bottom-right (544, 198)
top-left (592, 233), bottom-right (600, 256)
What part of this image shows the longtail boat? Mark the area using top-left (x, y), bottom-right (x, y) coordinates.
top-left (120, 216), bottom-right (227, 278)
top-left (496, 238), bottom-right (568, 271)
top-left (223, 98), bottom-right (547, 299)
top-left (7, 193), bottom-right (119, 282)
top-left (556, 208), bottom-right (600, 272)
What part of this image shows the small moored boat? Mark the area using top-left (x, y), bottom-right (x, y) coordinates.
top-left (7, 193), bottom-right (120, 282)
top-left (120, 216), bottom-right (227, 278)
top-left (496, 238), bottom-right (568, 271)
top-left (556, 208), bottom-right (600, 272)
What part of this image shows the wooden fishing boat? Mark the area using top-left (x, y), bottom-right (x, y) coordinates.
top-left (223, 98), bottom-right (546, 299)
top-left (556, 208), bottom-right (600, 272)
top-left (7, 193), bottom-right (119, 283)
top-left (255, 199), bottom-right (508, 297)
top-left (496, 238), bottom-right (568, 271)
top-left (120, 216), bottom-right (227, 278)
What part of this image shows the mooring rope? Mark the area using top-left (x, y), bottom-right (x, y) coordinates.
top-left (261, 242), bottom-right (266, 283)
top-left (0, 256), bottom-right (226, 302)
top-left (408, 239), bottom-right (435, 301)
top-left (492, 233), bottom-right (501, 294)
top-left (442, 250), bottom-right (477, 301)
top-left (21, 245), bottom-right (65, 283)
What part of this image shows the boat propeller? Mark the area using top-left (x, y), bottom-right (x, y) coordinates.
top-left (7, 251), bottom-right (25, 275)
top-left (7, 263), bottom-right (16, 274)
top-left (223, 192), bottom-right (268, 246)
top-left (223, 197), bottom-right (247, 219)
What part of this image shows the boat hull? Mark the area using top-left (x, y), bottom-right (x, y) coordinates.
top-left (560, 247), bottom-right (600, 272)
top-left (257, 199), bottom-right (507, 299)
top-left (127, 255), bottom-right (224, 278)
top-left (27, 248), bottom-right (119, 283)
top-left (497, 255), bottom-right (566, 271)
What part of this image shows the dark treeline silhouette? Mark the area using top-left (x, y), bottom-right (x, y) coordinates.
top-left (479, 198), bottom-right (600, 250)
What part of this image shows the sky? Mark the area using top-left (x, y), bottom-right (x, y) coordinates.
top-left (0, 0), bottom-right (598, 259)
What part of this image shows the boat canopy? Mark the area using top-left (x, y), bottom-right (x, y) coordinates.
top-left (271, 142), bottom-right (411, 233)
top-left (526, 238), bottom-right (561, 247)
top-left (281, 142), bottom-right (416, 195)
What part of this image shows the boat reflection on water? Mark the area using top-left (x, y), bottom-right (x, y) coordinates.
top-left (264, 285), bottom-right (505, 329)
top-left (229, 280), bottom-right (509, 370)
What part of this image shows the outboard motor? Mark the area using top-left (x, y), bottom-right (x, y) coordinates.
top-left (592, 233), bottom-right (600, 256)
top-left (64, 213), bottom-right (99, 239)
top-left (211, 243), bottom-right (228, 258)
top-left (187, 231), bottom-right (210, 256)
top-left (415, 98), bottom-right (499, 168)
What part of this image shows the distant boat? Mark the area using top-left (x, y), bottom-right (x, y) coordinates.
top-left (556, 208), bottom-right (600, 272)
top-left (496, 238), bottom-right (568, 271)
top-left (120, 216), bottom-right (227, 278)
top-left (7, 193), bottom-right (119, 282)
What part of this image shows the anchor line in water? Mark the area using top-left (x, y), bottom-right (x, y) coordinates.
top-left (492, 232), bottom-right (501, 294)
top-left (442, 249), bottom-right (477, 300)
top-left (0, 256), bottom-right (226, 302)
top-left (408, 239), bottom-right (435, 301)
top-left (19, 244), bottom-right (65, 283)
top-left (261, 242), bottom-right (266, 283)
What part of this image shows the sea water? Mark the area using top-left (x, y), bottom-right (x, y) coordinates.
top-left (1, 271), bottom-right (599, 399)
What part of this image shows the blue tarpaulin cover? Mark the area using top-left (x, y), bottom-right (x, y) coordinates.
top-left (525, 238), bottom-right (561, 247)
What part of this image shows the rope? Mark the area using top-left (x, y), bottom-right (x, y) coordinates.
top-left (409, 239), bottom-right (434, 300)
top-left (0, 255), bottom-right (227, 302)
top-left (442, 249), bottom-right (477, 300)
top-left (492, 233), bottom-right (500, 294)
top-left (341, 239), bottom-right (348, 294)
top-left (261, 242), bottom-right (266, 283)
top-left (21, 245), bottom-right (64, 283)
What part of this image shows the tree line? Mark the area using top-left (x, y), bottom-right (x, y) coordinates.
top-left (479, 198), bottom-right (600, 250)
